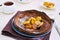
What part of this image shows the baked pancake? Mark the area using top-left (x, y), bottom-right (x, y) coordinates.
top-left (13, 10), bottom-right (53, 35)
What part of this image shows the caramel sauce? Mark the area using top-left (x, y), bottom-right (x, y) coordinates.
top-left (4, 2), bottom-right (14, 6)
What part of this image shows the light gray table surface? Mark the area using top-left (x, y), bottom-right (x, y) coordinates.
top-left (0, 0), bottom-right (60, 40)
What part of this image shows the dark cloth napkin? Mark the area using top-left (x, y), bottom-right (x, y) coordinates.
top-left (2, 11), bottom-right (51, 40)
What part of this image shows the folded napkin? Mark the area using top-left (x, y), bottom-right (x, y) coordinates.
top-left (2, 11), bottom-right (51, 40)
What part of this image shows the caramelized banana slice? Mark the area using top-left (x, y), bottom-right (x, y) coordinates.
top-left (35, 21), bottom-right (43, 26)
top-left (29, 17), bottom-right (36, 24)
top-left (36, 16), bottom-right (42, 21)
top-left (25, 24), bottom-right (32, 29)
top-left (43, 2), bottom-right (49, 7)
top-left (23, 21), bottom-right (30, 24)
top-left (48, 3), bottom-right (54, 8)
top-left (43, 2), bottom-right (54, 9)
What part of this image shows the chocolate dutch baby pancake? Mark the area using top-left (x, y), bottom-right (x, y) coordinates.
top-left (13, 10), bottom-right (53, 36)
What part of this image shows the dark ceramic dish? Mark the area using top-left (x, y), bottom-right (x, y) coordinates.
top-left (11, 10), bottom-right (54, 38)
top-left (11, 20), bottom-right (51, 38)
